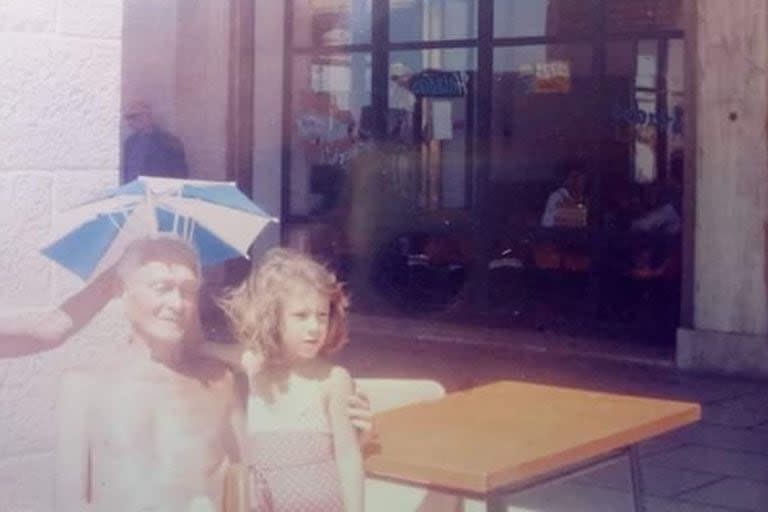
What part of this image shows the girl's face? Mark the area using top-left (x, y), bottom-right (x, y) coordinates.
top-left (279, 283), bottom-right (331, 362)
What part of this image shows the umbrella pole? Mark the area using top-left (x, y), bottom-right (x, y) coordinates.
top-left (144, 185), bottom-right (159, 236)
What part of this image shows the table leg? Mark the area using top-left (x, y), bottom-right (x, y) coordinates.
top-left (628, 445), bottom-right (646, 512)
top-left (463, 495), bottom-right (505, 512)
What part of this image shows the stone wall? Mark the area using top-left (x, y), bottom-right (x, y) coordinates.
top-left (677, 0), bottom-right (768, 377)
top-left (691, 0), bottom-right (768, 336)
top-left (0, 0), bottom-right (124, 509)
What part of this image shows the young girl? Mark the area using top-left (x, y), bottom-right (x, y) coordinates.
top-left (218, 248), bottom-right (363, 512)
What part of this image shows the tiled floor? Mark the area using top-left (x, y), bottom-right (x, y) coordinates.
top-left (343, 315), bottom-right (768, 512)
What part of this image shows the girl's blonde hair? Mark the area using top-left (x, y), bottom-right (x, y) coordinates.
top-left (217, 247), bottom-right (349, 366)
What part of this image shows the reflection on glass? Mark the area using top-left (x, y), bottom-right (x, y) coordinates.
top-left (665, 39), bottom-right (684, 186)
top-left (292, 0), bottom-right (372, 46)
top-left (633, 41), bottom-right (658, 183)
top-left (607, 0), bottom-right (683, 32)
top-left (290, 53), bottom-right (371, 216)
top-left (494, 0), bottom-right (594, 38)
top-left (633, 91), bottom-right (657, 183)
top-left (606, 39), bottom-right (683, 185)
top-left (391, 0), bottom-right (477, 42)
top-left (389, 49), bottom-right (477, 210)
top-left (635, 40), bottom-right (657, 89)
top-left (491, 45), bottom-right (594, 229)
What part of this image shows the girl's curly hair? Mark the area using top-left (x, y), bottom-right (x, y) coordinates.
top-left (217, 248), bottom-right (349, 367)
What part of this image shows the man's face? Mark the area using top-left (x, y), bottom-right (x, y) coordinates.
top-left (279, 284), bottom-right (330, 362)
top-left (125, 111), bottom-right (153, 134)
top-left (566, 172), bottom-right (587, 199)
top-left (122, 259), bottom-right (200, 347)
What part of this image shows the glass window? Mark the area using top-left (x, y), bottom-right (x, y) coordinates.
top-left (289, 53), bottom-right (372, 216)
top-left (491, 44), bottom-right (594, 229)
top-left (390, 0), bottom-right (478, 42)
top-left (603, 38), bottom-right (684, 237)
top-left (607, 0), bottom-right (683, 33)
top-left (606, 39), bottom-right (683, 186)
top-left (292, 0), bottom-right (372, 47)
top-left (388, 48), bottom-right (477, 210)
top-left (494, 0), bottom-right (595, 39)
top-left (665, 39), bottom-right (684, 186)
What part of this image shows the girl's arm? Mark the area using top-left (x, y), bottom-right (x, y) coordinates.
top-left (328, 366), bottom-right (365, 512)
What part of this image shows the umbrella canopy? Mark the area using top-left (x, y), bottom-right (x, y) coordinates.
top-left (42, 176), bottom-right (277, 280)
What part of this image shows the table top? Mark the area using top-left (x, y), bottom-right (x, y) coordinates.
top-left (365, 380), bottom-right (701, 494)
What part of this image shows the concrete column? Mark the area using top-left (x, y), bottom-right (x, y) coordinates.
top-left (252, 0), bottom-right (285, 218)
top-left (677, 0), bottom-right (768, 376)
top-left (249, 0), bottom-right (285, 259)
top-left (176, 0), bottom-right (231, 181)
top-left (122, 0), bottom-right (179, 132)
top-left (0, 0), bottom-right (124, 508)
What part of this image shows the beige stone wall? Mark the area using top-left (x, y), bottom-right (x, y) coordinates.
top-left (0, 0), bottom-right (124, 509)
top-left (691, 0), bottom-right (768, 336)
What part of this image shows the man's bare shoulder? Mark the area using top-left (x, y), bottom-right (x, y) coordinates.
top-left (180, 354), bottom-right (239, 391)
top-left (185, 352), bottom-right (232, 375)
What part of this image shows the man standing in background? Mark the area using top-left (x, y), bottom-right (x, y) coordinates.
top-left (122, 101), bottom-right (189, 183)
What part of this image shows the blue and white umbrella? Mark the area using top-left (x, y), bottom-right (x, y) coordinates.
top-left (42, 176), bottom-right (277, 280)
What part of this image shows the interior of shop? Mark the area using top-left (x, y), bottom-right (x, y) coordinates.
top-left (283, 0), bottom-right (685, 351)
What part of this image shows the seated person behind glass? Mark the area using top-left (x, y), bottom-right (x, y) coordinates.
top-left (540, 165), bottom-right (588, 228)
top-left (629, 185), bottom-right (681, 277)
top-left (630, 185), bottom-right (681, 235)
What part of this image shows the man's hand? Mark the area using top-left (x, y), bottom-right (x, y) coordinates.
top-left (347, 390), bottom-right (375, 446)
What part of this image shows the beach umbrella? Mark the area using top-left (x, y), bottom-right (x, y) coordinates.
top-left (41, 176), bottom-right (277, 280)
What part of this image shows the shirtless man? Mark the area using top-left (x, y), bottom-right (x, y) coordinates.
top-left (0, 237), bottom-right (371, 511)
top-left (55, 237), bottom-right (241, 511)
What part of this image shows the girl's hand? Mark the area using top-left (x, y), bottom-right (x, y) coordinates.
top-left (240, 349), bottom-right (264, 385)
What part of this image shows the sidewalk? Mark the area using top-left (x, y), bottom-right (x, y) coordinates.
top-left (342, 315), bottom-right (768, 512)
top-left (349, 313), bottom-right (676, 367)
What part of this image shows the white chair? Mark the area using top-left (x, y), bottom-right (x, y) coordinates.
top-left (355, 378), bottom-right (462, 512)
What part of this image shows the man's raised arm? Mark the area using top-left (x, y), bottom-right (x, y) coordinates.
top-left (0, 267), bottom-right (116, 357)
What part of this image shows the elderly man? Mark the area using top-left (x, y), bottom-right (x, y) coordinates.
top-left (0, 237), bottom-right (371, 511)
top-left (122, 101), bottom-right (188, 183)
top-left (55, 237), bottom-right (239, 511)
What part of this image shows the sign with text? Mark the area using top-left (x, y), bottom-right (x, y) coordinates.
top-left (519, 60), bottom-right (571, 94)
top-left (407, 70), bottom-right (468, 98)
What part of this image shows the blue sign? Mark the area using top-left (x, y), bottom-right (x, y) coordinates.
top-left (613, 102), bottom-right (683, 134)
top-left (407, 70), bottom-right (468, 98)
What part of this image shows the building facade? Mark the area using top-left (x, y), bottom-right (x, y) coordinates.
top-left (0, 0), bottom-right (767, 508)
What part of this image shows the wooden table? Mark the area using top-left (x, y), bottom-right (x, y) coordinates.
top-left (365, 381), bottom-right (701, 512)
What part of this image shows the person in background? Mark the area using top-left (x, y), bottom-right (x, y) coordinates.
top-left (122, 101), bottom-right (188, 183)
top-left (629, 184), bottom-right (682, 278)
top-left (540, 163), bottom-right (588, 228)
